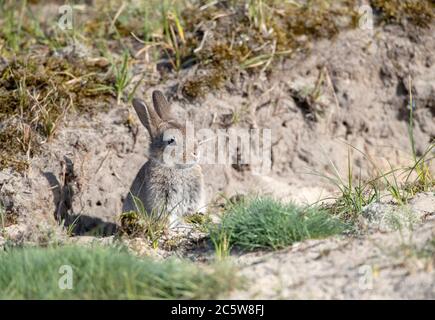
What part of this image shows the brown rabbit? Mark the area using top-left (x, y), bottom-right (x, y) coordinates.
top-left (123, 90), bottom-right (205, 226)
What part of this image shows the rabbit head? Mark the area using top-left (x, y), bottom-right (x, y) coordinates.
top-left (132, 90), bottom-right (199, 168)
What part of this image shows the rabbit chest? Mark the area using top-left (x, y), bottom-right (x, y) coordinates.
top-left (146, 162), bottom-right (204, 217)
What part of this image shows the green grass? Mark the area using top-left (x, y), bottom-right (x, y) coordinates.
top-left (0, 245), bottom-right (237, 299)
top-left (312, 146), bottom-right (382, 221)
top-left (108, 50), bottom-right (134, 104)
top-left (209, 197), bottom-right (347, 252)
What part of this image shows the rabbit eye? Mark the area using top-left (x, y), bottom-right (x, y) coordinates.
top-left (166, 138), bottom-right (176, 145)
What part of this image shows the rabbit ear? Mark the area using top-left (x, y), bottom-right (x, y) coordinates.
top-left (152, 90), bottom-right (171, 120)
top-left (132, 98), bottom-right (161, 138)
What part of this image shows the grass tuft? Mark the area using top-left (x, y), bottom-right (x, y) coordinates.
top-left (209, 197), bottom-right (347, 252)
top-left (0, 245), bottom-right (238, 299)
top-left (109, 50), bottom-right (134, 104)
top-left (119, 195), bottom-right (171, 249)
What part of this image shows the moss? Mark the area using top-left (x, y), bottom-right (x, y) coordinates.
top-left (182, 67), bottom-right (226, 99)
top-left (119, 211), bottom-right (145, 237)
top-left (0, 56), bottom-right (110, 117)
top-left (184, 212), bottom-right (211, 227)
top-left (0, 55), bottom-right (111, 172)
top-left (180, 0), bottom-right (360, 100)
top-left (181, 43), bottom-right (243, 99)
top-left (274, 0), bottom-right (358, 50)
top-left (371, 0), bottom-right (434, 27)
top-left (178, 0), bottom-right (431, 101)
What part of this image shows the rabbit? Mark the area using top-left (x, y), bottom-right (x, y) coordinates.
top-left (122, 90), bottom-right (205, 226)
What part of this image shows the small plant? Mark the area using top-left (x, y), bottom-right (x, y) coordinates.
top-left (60, 214), bottom-right (81, 237)
top-left (401, 143), bottom-right (434, 198)
top-left (209, 225), bottom-right (232, 260)
top-left (104, 50), bottom-right (144, 104)
top-left (209, 197), bottom-right (346, 252)
top-left (313, 147), bottom-right (381, 221)
top-left (380, 77), bottom-right (434, 203)
top-left (110, 50), bottom-right (133, 104)
top-left (119, 195), bottom-right (171, 249)
top-left (402, 76), bottom-right (434, 195)
top-left (161, 7), bottom-right (186, 72)
top-left (385, 161), bottom-right (407, 205)
top-left (315, 106), bottom-right (433, 221)
top-left (0, 245), bottom-right (238, 299)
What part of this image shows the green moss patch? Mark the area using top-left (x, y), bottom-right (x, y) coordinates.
top-left (371, 0), bottom-right (434, 27)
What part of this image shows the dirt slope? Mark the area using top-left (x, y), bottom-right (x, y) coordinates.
top-left (1, 22), bottom-right (434, 240)
top-left (0, 15), bottom-right (434, 299)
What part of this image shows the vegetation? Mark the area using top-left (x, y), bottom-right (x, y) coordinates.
top-left (371, 0), bottom-right (434, 27)
top-left (0, 245), bottom-right (238, 299)
top-left (0, 0), bottom-right (433, 172)
top-left (0, 55), bottom-right (112, 171)
top-left (317, 75), bottom-right (434, 223)
top-left (318, 138), bottom-right (433, 223)
top-left (119, 195), bottom-right (171, 249)
top-left (209, 197), bottom-right (347, 252)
